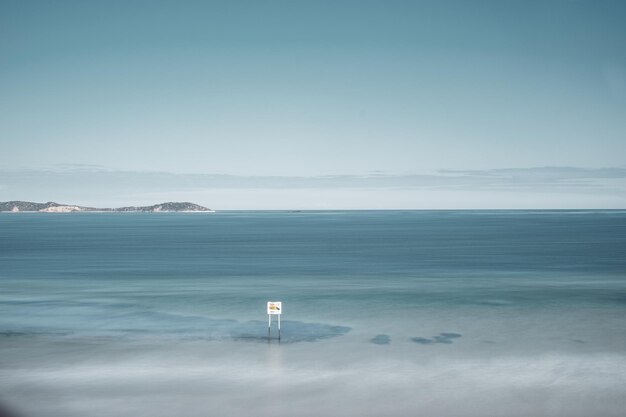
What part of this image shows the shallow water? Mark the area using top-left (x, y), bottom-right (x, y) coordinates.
top-left (1, 211), bottom-right (625, 416)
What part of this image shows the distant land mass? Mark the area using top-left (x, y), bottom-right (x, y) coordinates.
top-left (0, 201), bottom-right (214, 213)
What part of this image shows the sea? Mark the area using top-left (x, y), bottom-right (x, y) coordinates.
top-left (1, 210), bottom-right (625, 417)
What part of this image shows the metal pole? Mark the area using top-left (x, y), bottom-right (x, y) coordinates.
top-left (268, 314), bottom-right (271, 340)
top-left (278, 314), bottom-right (281, 341)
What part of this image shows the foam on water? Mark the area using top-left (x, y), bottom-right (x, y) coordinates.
top-left (2, 339), bottom-right (625, 417)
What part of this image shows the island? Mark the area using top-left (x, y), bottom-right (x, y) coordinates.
top-left (0, 201), bottom-right (215, 213)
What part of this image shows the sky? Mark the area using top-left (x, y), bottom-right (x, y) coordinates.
top-left (1, 0), bottom-right (625, 209)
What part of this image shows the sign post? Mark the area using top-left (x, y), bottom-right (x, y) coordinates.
top-left (267, 301), bottom-right (282, 341)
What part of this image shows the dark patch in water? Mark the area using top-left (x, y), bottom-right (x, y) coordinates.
top-left (439, 332), bottom-right (462, 339)
top-left (572, 339), bottom-right (586, 344)
top-left (90, 311), bottom-right (351, 343)
top-left (411, 332), bottom-right (462, 345)
top-left (230, 320), bottom-right (351, 344)
top-left (411, 337), bottom-right (433, 345)
top-left (0, 331), bottom-right (73, 337)
top-left (476, 299), bottom-right (512, 306)
top-left (0, 401), bottom-right (24, 417)
top-left (371, 334), bottom-right (391, 345)
top-left (0, 331), bottom-right (32, 337)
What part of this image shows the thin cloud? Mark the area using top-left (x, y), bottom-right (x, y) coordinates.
top-left (441, 167), bottom-right (626, 180)
top-left (2, 166), bottom-right (626, 192)
top-left (2, 166), bottom-right (626, 209)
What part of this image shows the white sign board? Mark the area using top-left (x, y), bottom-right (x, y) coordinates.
top-left (267, 301), bottom-right (282, 315)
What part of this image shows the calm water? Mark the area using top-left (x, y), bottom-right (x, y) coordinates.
top-left (1, 211), bottom-right (625, 417)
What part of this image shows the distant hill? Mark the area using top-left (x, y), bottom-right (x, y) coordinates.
top-left (0, 201), bottom-right (214, 213)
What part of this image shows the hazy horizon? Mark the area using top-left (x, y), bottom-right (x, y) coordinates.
top-left (2, 164), bottom-right (626, 209)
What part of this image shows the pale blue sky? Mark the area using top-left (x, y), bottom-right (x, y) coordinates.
top-left (1, 1), bottom-right (625, 208)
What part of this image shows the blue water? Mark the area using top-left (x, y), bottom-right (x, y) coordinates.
top-left (1, 211), bottom-right (625, 417)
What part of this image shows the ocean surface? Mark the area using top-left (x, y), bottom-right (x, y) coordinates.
top-left (1, 210), bottom-right (625, 417)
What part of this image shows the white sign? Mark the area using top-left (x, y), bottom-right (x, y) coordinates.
top-left (267, 301), bottom-right (282, 315)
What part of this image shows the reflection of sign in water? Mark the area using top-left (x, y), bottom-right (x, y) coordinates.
top-left (267, 301), bottom-right (282, 315)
